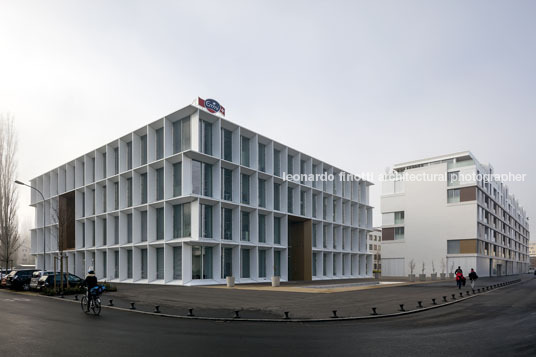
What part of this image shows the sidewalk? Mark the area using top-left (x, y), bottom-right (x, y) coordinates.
top-left (104, 274), bottom-right (533, 319)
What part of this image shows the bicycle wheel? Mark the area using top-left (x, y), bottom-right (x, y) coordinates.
top-left (81, 296), bottom-right (89, 314)
top-left (92, 297), bottom-right (101, 316)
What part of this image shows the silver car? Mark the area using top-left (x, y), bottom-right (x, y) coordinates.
top-left (30, 271), bottom-right (54, 290)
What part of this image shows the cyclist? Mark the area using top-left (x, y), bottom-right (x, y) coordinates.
top-left (84, 268), bottom-right (98, 312)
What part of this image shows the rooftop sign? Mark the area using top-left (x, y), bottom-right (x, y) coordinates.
top-left (197, 97), bottom-right (225, 116)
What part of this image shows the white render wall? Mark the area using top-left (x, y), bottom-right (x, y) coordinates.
top-left (30, 104), bottom-right (374, 285)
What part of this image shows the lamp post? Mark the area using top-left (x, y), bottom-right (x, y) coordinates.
top-left (15, 180), bottom-right (46, 271)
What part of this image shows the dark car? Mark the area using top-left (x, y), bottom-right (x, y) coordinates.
top-left (5, 269), bottom-right (38, 290)
top-left (37, 273), bottom-right (83, 290)
top-left (30, 271), bottom-right (55, 290)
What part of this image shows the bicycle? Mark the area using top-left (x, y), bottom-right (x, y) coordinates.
top-left (81, 285), bottom-right (105, 316)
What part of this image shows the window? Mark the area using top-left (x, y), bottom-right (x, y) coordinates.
top-left (114, 216), bottom-right (119, 244)
top-left (102, 185), bottom-right (107, 212)
top-left (199, 120), bottom-right (212, 155)
top-left (127, 142), bottom-right (133, 170)
top-left (273, 183), bottom-right (281, 211)
top-left (192, 161), bottom-right (212, 197)
top-left (312, 253), bottom-right (317, 276)
top-left (241, 211), bottom-right (250, 241)
top-left (394, 227), bottom-right (404, 240)
top-left (173, 247), bottom-right (182, 280)
top-left (448, 189), bottom-right (460, 203)
top-left (156, 128), bottom-right (164, 160)
top-left (173, 203), bottom-right (191, 238)
top-left (300, 190), bottom-right (306, 216)
top-left (221, 247), bottom-right (233, 278)
top-left (323, 197), bottom-right (327, 220)
top-left (192, 246), bottom-right (213, 279)
top-left (102, 218), bottom-right (107, 245)
top-left (287, 187), bottom-right (293, 213)
top-left (258, 179), bottom-right (266, 208)
top-left (127, 214), bottom-right (133, 243)
top-left (447, 240), bottom-right (460, 254)
top-left (323, 254), bottom-right (327, 276)
top-left (447, 171), bottom-right (459, 186)
top-left (333, 257), bottom-right (337, 276)
top-left (273, 149), bottom-right (281, 176)
top-left (173, 162), bottom-right (182, 197)
top-left (140, 135), bottom-right (147, 165)
top-left (154, 247), bottom-right (164, 280)
top-left (156, 207), bottom-right (164, 240)
top-left (323, 225), bottom-right (327, 248)
top-left (394, 211), bottom-right (404, 224)
top-left (156, 168), bottom-right (164, 201)
top-left (141, 249), bottom-right (147, 279)
top-left (287, 155), bottom-right (293, 175)
top-left (274, 217), bottom-right (281, 244)
top-left (127, 178), bottom-right (132, 207)
top-left (141, 211), bottom-right (147, 242)
top-left (200, 204), bottom-right (213, 238)
top-left (102, 153), bottom-right (107, 178)
top-left (240, 136), bottom-right (250, 167)
top-left (221, 208), bottom-right (233, 240)
top-left (241, 174), bottom-right (250, 204)
top-left (221, 168), bottom-right (232, 201)
top-left (141, 173), bottom-right (147, 204)
top-left (312, 224), bottom-right (317, 248)
top-left (258, 250), bottom-right (266, 278)
top-left (300, 160), bottom-right (306, 184)
top-left (258, 143), bottom-right (266, 172)
top-left (102, 251), bottom-right (107, 278)
top-left (274, 250), bottom-right (281, 277)
top-left (127, 250), bottom-right (133, 279)
top-left (258, 214), bottom-right (266, 243)
top-left (173, 117), bottom-right (191, 154)
top-left (114, 147), bottom-right (119, 175)
top-left (221, 128), bottom-right (233, 161)
top-left (82, 192), bottom-right (85, 216)
top-left (241, 248), bottom-right (250, 278)
top-left (114, 250), bottom-right (119, 279)
top-left (312, 194), bottom-right (318, 218)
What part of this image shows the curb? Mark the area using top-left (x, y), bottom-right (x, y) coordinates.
top-left (33, 278), bottom-right (525, 323)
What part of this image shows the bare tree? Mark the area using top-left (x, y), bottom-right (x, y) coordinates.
top-left (0, 115), bottom-right (21, 271)
top-left (409, 259), bottom-right (416, 275)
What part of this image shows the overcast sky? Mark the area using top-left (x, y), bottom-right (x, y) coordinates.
top-left (0, 0), bottom-right (534, 239)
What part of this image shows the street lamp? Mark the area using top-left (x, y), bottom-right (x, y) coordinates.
top-left (15, 180), bottom-right (46, 271)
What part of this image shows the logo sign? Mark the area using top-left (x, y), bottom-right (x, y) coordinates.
top-left (197, 97), bottom-right (225, 116)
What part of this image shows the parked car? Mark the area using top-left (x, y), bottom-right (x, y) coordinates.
top-left (5, 269), bottom-right (38, 290)
top-left (30, 271), bottom-right (55, 291)
top-left (0, 270), bottom-right (11, 288)
top-left (37, 273), bottom-right (83, 290)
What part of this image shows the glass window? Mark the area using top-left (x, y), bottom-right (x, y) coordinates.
top-left (202, 247), bottom-right (213, 279)
top-left (127, 214), bottom-right (132, 243)
top-left (221, 128), bottom-right (233, 161)
top-left (258, 250), bottom-right (266, 278)
top-left (102, 218), bottom-right (107, 245)
top-left (241, 174), bottom-right (250, 204)
top-left (312, 253), bottom-right (317, 276)
top-left (156, 207), bottom-right (164, 240)
top-left (241, 136), bottom-right (250, 167)
top-left (258, 179), bottom-right (266, 208)
top-left (192, 161), bottom-right (212, 197)
top-left (114, 250), bottom-right (119, 279)
top-left (114, 216), bottom-right (119, 244)
top-left (323, 225), bottom-right (327, 248)
top-left (221, 247), bottom-right (233, 279)
top-left (258, 214), bottom-right (266, 243)
top-left (192, 246), bottom-right (201, 279)
top-left (258, 143), bottom-right (266, 172)
top-left (241, 249), bottom-right (250, 278)
top-left (241, 211), bottom-right (250, 241)
top-left (394, 211), bottom-right (405, 224)
top-left (312, 194), bottom-right (317, 218)
top-left (102, 251), bottom-right (107, 278)
top-left (173, 246), bottom-right (182, 280)
top-left (127, 142), bottom-right (132, 170)
top-left (173, 203), bottom-right (191, 238)
top-left (141, 173), bottom-right (147, 204)
top-left (287, 187), bottom-right (293, 213)
top-left (222, 208), bottom-right (233, 240)
top-left (448, 189), bottom-right (460, 203)
top-left (156, 127), bottom-right (164, 160)
top-left (102, 152), bottom-right (107, 178)
top-left (140, 135), bottom-right (147, 165)
top-left (274, 217), bottom-right (281, 244)
top-left (173, 162), bottom-right (182, 197)
top-left (114, 147), bottom-right (119, 175)
top-left (141, 249), bottom-right (147, 279)
top-left (287, 155), bottom-right (293, 175)
top-left (127, 178), bottom-right (132, 207)
top-left (300, 190), bottom-right (306, 216)
top-left (300, 160), bottom-right (306, 184)
top-left (394, 227), bottom-right (405, 240)
top-left (173, 117), bottom-right (191, 154)
top-left (221, 168), bottom-right (233, 201)
top-left (323, 197), bottom-right (327, 220)
top-left (199, 120), bottom-right (213, 155)
top-left (273, 149), bottom-right (281, 176)
top-left (156, 168), bottom-right (164, 201)
top-left (312, 223), bottom-right (317, 248)
top-left (200, 204), bottom-right (213, 238)
top-left (274, 250), bottom-right (281, 277)
top-left (141, 211), bottom-right (147, 242)
top-left (447, 171), bottom-right (459, 186)
top-left (127, 250), bottom-right (133, 279)
top-left (273, 183), bottom-right (280, 211)
top-left (156, 247), bottom-right (164, 280)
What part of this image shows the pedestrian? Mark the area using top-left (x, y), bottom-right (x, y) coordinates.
top-left (455, 266), bottom-right (463, 275)
top-left (468, 268), bottom-right (478, 289)
top-left (455, 271), bottom-right (464, 289)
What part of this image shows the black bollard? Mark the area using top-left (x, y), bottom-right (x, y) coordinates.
top-left (332, 310), bottom-right (338, 318)
top-left (452, 294), bottom-right (456, 300)
top-left (432, 298), bottom-right (436, 305)
top-left (399, 304), bottom-right (405, 312)
top-left (284, 311), bottom-right (290, 319)
top-left (154, 305), bottom-right (160, 313)
top-left (130, 302), bottom-right (136, 310)
top-left (371, 307), bottom-right (378, 315)
top-left (477, 289), bottom-right (480, 293)
top-left (459, 292), bottom-right (463, 298)
top-left (234, 310), bottom-right (240, 318)
top-left (442, 296), bottom-right (447, 302)
top-left (466, 291), bottom-right (470, 296)
top-left (74, 295), bottom-right (78, 301)
top-left (109, 299), bottom-right (114, 306)
top-left (187, 308), bottom-right (194, 317)
top-left (417, 301), bottom-right (423, 308)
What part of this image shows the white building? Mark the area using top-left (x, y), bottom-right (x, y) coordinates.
top-left (381, 151), bottom-right (530, 277)
top-left (367, 228), bottom-right (381, 272)
top-left (30, 99), bottom-right (373, 285)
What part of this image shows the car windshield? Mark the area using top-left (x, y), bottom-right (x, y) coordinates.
top-left (7, 271), bottom-right (17, 277)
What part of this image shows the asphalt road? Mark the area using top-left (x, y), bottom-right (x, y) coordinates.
top-left (0, 277), bottom-right (534, 357)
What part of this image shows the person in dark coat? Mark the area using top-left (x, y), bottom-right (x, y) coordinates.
top-left (84, 269), bottom-right (98, 311)
top-left (468, 268), bottom-right (478, 289)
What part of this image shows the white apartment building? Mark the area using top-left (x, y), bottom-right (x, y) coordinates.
top-left (30, 100), bottom-right (373, 285)
top-left (367, 228), bottom-right (381, 272)
top-left (381, 151), bottom-right (530, 277)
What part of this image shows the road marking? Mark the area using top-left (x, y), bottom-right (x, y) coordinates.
top-left (2, 298), bottom-right (30, 302)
